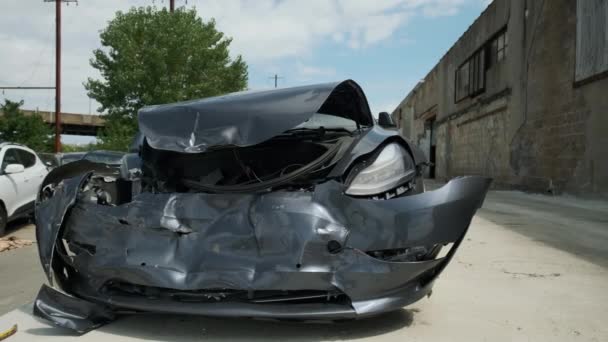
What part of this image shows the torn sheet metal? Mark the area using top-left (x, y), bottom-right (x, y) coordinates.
top-left (35, 172), bottom-right (91, 284)
top-left (33, 284), bottom-right (115, 334)
top-left (35, 173), bottom-right (490, 332)
top-left (138, 80), bottom-right (373, 153)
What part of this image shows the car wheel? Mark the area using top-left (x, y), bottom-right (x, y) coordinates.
top-left (0, 205), bottom-right (7, 237)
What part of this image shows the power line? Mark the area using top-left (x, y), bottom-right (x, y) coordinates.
top-left (0, 87), bottom-right (55, 90)
top-left (16, 10), bottom-right (54, 87)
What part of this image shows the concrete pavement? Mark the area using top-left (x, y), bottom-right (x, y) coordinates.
top-left (0, 223), bottom-right (43, 316)
top-left (0, 189), bottom-right (607, 341)
top-left (479, 190), bottom-right (608, 268)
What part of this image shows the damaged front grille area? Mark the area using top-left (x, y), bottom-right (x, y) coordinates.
top-left (142, 136), bottom-right (348, 194)
top-left (102, 282), bottom-right (350, 306)
top-left (363, 181), bottom-right (416, 201)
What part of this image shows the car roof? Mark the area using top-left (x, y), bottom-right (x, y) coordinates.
top-left (0, 142), bottom-right (36, 154)
top-left (84, 150), bottom-right (124, 156)
top-left (0, 141), bottom-right (27, 149)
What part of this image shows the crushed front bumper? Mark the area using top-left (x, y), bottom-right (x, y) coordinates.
top-left (34, 176), bottom-right (491, 333)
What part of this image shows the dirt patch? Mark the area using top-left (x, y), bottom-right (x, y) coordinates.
top-left (0, 236), bottom-right (34, 252)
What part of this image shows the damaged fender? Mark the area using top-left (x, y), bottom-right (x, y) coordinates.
top-left (36, 172), bottom-right (92, 284)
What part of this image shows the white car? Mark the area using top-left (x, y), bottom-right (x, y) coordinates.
top-left (0, 142), bottom-right (48, 236)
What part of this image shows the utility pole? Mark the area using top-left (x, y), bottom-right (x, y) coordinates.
top-left (54, 0), bottom-right (61, 152)
top-left (45, 0), bottom-right (76, 153)
top-left (170, 0), bottom-right (175, 12)
top-left (269, 74), bottom-right (283, 88)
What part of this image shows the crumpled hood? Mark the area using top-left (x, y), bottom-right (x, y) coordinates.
top-left (138, 80), bottom-right (373, 153)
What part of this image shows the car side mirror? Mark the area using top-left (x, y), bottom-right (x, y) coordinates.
top-left (378, 112), bottom-right (396, 128)
top-left (4, 164), bottom-right (25, 174)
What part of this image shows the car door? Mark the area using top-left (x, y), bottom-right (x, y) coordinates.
top-left (15, 148), bottom-right (46, 210)
top-left (0, 148), bottom-right (26, 218)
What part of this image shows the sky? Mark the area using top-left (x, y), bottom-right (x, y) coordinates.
top-left (0, 0), bottom-right (490, 144)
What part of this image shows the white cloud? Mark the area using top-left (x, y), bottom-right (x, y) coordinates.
top-left (295, 61), bottom-right (336, 81)
top-left (0, 0), bottom-right (471, 114)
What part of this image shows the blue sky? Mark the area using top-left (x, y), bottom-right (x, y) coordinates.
top-left (0, 0), bottom-right (489, 144)
top-left (246, 1), bottom-right (489, 116)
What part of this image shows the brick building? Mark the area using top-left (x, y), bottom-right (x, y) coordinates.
top-left (392, 0), bottom-right (608, 195)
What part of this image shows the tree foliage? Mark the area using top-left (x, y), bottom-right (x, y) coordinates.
top-left (62, 143), bottom-right (97, 153)
top-left (85, 6), bottom-right (249, 150)
top-left (0, 100), bottom-right (53, 152)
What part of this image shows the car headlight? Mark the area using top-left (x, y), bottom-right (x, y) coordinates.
top-left (345, 143), bottom-right (416, 196)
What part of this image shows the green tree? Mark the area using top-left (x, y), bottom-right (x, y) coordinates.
top-left (85, 6), bottom-right (248, 150)
top-left (0, 100), bottom-right (53, 152)
top-left (62, 143), bottom-right (97, 153)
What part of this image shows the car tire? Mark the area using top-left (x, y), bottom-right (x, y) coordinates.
top-left (0, 205), bottom-right (7, 237)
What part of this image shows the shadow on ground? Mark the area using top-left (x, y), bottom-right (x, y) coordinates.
top-left (2, 218), bottom-right (33, 237)
top-left (24, 307), bottom-right (416, 341)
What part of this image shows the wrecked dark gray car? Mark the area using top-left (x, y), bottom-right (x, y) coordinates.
top-left (33, 80), bottom-right (491, 333)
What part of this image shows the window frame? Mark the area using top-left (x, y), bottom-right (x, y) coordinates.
top-left (455, 59), bottom-right (471, 102)
top-left (455, 47), bottom-right (486, 103)
top-left (496, 31), bottom-right (507, 62)
top-left (487, 28), bottom-right (508, 68)
top-left (1, 148), bottom-right (22, 171)
top-left (574, 0), bottom-right (608, 86)
top-left (454, 26), bottom-right (507, 103)
top-left (15, 149), bottom-right (36, 169)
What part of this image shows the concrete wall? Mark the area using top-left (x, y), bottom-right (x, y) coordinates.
top-left (392, 0), bottom-right (608, 196)
top-left (514, 0), bottom-right (608, 194)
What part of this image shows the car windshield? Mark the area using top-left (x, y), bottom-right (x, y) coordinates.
top-left (83, 151), bottom-right (124, 165)
top-left (292, 113), bottom-right (359, 132)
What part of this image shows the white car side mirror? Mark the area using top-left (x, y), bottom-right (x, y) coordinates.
top-left (4, 164), bottom-right (25, 174)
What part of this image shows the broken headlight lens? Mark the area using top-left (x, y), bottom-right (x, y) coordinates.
top-left (345, 143), bottom-right (415, 196)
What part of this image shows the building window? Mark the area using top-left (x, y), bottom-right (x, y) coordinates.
top-left (576, 0), bottom-right (608, 83)
top-left (455, 27), bottom-right (508, 103)
top-left (455, 61), bottom-right (470, 101)
top-left (455, 49), bottom-right (485, 102)
top-left (470, 49), bottom-right (486, 94)
top-left (497, 31), bottom-right (507, 62)
top-left (489, 29), bottom-right (507, 67)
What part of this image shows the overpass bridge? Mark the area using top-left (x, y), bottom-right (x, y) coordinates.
top-left (1, 109), bottom-right (105, 136)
